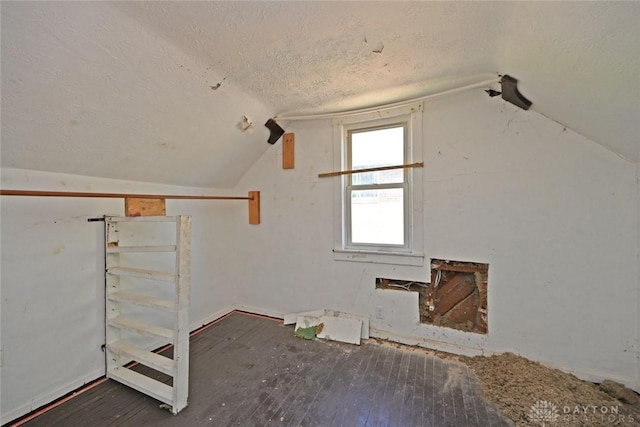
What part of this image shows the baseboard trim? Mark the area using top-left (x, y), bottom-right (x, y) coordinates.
top-left (4, 308), bottom-right (238, 426)
top-left (233, 304), bottom-right (285, 320)
top-left (3, 367), bottom-right (105, 426)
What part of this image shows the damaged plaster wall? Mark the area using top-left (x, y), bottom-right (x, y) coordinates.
top-left (0, 168), bottom-right (240, 422)
top-left (232, 89), bottom-right (639, 391)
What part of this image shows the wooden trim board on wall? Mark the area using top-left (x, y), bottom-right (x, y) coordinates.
top-left (282, 133), bottom-right (295, 169)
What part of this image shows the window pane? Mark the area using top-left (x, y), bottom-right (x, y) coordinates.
top-left (351, 126), bottom-right (404, 184)
top-left (351, 188), bottom-right (404, 245)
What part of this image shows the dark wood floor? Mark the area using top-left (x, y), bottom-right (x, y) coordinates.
top-left (17, 312), bottom-right (512, 426)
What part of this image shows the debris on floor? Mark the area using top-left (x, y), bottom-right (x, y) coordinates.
top-left (463, 352), bottom-right (640, 427)
top-left (293, 313), bottom-right (322, 333)
top-left (599, 380), bottom-right (639, 405)
top-left (286, 309), bottom-right (368, 345)
top-left (293, 325), bottom-right (318, 340)
top-left (372, 339), bottom-right (640, 427)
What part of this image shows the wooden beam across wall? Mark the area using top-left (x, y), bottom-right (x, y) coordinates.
top-left (0, 189), bottom-right (251, 200)
top-left (318, 162), bottom-right (424, 178)
top-left (0, 189), bottom-right (261, 225)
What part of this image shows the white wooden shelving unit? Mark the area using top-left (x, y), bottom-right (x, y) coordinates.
top-left (104, 215), bottom-right (191, 415)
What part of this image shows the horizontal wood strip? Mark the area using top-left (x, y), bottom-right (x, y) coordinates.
top-left (432, 263), bottom-right (488, 273)
top-left (0, 189), bottom-right (252, 200)
top-left (318, 162), bottom-right (423, 178)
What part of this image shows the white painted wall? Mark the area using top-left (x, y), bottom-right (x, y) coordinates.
top-left (2, 2), bottom-right (276, 188)
top-left (0, 168), bottom-right (240, 422)
top-left (233, 90), bottom-right (640, 391)
top-left (1, 91), bottom-right (638, 423)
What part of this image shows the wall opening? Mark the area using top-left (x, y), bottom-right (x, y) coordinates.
top-left (376, 258), bottom-right (488, 334)
top-left (427, 259), bottom-right (488, 333)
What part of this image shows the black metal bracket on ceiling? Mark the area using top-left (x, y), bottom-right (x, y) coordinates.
top-left (265, 118), bottom-right (285, 144)
top-left (485, 74), bottom-right (532, 110)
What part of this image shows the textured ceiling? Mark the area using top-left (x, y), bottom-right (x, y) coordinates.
top-left (2, 2), bottom-right (639, 188)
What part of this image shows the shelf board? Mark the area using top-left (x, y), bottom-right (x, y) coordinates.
top-left (107, 245), bottom-right (176, 253)
top-left (106, 216), bottom-right (179, 223)
top-left (108, 366), bottom-right (173, 406)
top-left (108, 341), bottom-right (174, 376)
top-left (107, 266), bottom-right (175, 282)
top-left (108, 291), bottom-right (174, 311)
top-left (108, 316), bottom-right (174, 340)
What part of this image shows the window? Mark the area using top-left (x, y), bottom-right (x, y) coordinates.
top-left (347, 123), bottom-right (408, 248)
top-left (333, 103), bottom-right (424, 266)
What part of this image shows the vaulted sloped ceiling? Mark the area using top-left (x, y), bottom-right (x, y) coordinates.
top-left (2, 2), bottom-right (639, 188)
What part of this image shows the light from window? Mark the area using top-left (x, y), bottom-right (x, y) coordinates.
top-left (347, 124), bottom-right (407, 247)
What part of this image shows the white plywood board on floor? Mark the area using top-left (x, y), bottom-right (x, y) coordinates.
top-left (294, 315), bottom-right (322, 330)
top-left (316, 316), bottom-right (362, 345)
top-left (285, 309), bottom-right (369, 339)
top-left (326, 310), bottom-right (370, 339)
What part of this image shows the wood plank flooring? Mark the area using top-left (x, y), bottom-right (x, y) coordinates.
top-left (16, 312), bottom-right (512, 426)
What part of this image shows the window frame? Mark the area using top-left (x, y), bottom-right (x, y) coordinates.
top-left (332, 103), bottom-right (424, 266)
top-left (344, 121), bottom-right (410, 251)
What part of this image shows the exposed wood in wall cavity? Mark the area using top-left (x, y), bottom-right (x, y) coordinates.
top-left (318, 161), bottom-right (423, 178)
top-left (376, 259), bottom-right (489, 335)
top-left (431, 262), bottom-right (487, 274)
top-left (428, 260), bottom-right (488, 334)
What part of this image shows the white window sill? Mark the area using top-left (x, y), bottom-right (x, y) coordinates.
top-left (333, 249), bottom-right (425, 266)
